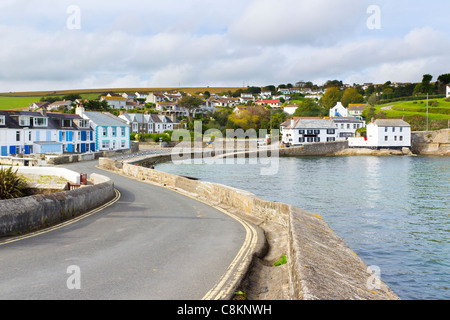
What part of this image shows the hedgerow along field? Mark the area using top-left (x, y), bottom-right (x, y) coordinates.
top-left (0, 87), bottom-right (241, 110)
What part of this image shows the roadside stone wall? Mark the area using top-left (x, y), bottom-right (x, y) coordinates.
top-left (0, 173), bottom-right (115, 237)
top-left (99, 156), bottom-right (399, 300)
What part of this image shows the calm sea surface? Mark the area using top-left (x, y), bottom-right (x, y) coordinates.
top-left (156, 155), bottom-right (450, 300)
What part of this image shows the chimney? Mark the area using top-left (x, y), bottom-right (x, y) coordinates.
top-left (75, 104), bottom-right (85, 117)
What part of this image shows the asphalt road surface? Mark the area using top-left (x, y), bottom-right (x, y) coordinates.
top-left (0, 160), bottom-right (246, 300)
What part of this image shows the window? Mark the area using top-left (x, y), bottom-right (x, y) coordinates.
top-left (299, 137), bottom-right (305, 143)
top-left (314, 130), bottom-right (320, 134)
top-left (394, 136), bottom-right (397, 141)
top-left (78, 120), bottom-right (89, 128)
top-left (112, 127), bottom-right (117, 137)
top-left (307, 130), bottom-right (313, 135)
top-left (327, 129), bottom-right (335, 134)
top-left (400, 127), bottom-right (403, 132)
top-left (400, 136), bottom-right (403, 141)
top-left (102, 141), bottom-right (110, 149)
top-left (121, 140), bottom-right (126, 148)
top-left (385, 127), bottom-right (388, 132)
top-left (314, 137), bottom-right (320, 142)
top-left (385, 136), bottom-right (388, 141)
top-left (347, 124), bottom-right (350, 129)
top-left (0, 115), bottom-right (5, 125)
top-left (392, 127), bottom-right (396, 132)
top-left (327, 137), bottom-right (336, 142)
top-left (61, 119), bottom-right (72, 127)
top-left (103, 127), bottom-right (108, 137)
top-left (121, 127), bottom-right (125, 136)
top-left (16, 131), bottom-right (21, 141)
top-left (299, 130), bottom-right (305, 134)
top-left (34, 117), bottom-right (48, 127)
top-left (19, 116), bottom-right (31, 126)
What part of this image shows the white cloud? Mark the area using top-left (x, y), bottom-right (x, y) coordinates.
top-left (0, 0), bottom-right (449, 91)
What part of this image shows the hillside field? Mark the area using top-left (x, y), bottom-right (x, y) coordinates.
top-left (0, 87), bottom-right (241, 110)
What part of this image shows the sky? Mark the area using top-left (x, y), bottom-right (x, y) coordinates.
top-left (0, 0), bottom-right (449, 92)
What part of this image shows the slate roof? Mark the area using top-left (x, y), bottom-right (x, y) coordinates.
top-left (83, 111), bottom-right (130, 127)
top-left (374, 119), bottom-right (411, 127)
top-left (0, 110), bottom-right (91, 131)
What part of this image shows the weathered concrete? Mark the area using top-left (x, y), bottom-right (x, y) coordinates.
top-left (0, 171), bottom-right (115, 237)
top-left (411, 129), bottom-right (450, 156)
top-left (99, 156), bottom-right (400, 300)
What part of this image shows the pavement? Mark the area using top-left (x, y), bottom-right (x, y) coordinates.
top-left (0, 159), bottom-right (247, 300)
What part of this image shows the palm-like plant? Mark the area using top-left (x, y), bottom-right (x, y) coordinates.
top-left (0, 166), bottom-right (27, 200)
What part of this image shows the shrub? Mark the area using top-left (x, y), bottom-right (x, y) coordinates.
top-left (0, 167), bottom-right (27, 200)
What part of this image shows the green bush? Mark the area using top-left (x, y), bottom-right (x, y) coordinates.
top-left (0, 167), bottom-right (27, 200)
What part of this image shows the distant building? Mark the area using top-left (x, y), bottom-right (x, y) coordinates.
top-left (348, 118), bottom-right (411, 149)
top-left (118, 112), bottom-right (181, 134)
top-left (100, 95), bottom-right (127, 109)
top-left (329, 102), bottom-right (348, 117)
top-left (76, 106), bottom-right (130, 151)
top-left (282, 105), bottom-right (298, 115)
top-left (446, 84), bottom-right (450, 98)
top-left (280, 118), bottom-right (337, 146)
top-left (348, 104), bottom-right (367, 117)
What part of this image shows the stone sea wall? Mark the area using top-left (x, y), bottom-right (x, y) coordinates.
top-left (99, 156), bottom-right (399, 300)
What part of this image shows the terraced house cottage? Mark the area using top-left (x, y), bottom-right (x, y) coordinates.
top-left (76, 106), bottom-right (130, 152)
top-left (0, 109), bottom-right (94, 156)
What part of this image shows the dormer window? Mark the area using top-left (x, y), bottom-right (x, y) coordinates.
top-left (34, 117), bottom-right (48, 127)
top-left (61, 119), bottom-right (72, 127)
top-left (19, 116), bottom-right (31, 126)
top-left (77, 119), bottom-right (89, 128)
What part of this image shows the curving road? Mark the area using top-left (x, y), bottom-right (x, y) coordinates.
top-left (0, 159), bottom-right (249, 300)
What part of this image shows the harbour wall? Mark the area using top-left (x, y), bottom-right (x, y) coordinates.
top-left (99, 154), bottom-right (399, 300)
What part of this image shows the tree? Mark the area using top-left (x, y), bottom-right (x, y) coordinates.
top-left (320, 87), bottom-right (342, 110)
top-left (178, 95), bottom-right (204, 123)
top-left (437, 73), bottom-right (450, 94)
top-left (293, 99), bottom-right (322, 117)
top-left (341, 88), bottom-right (365, 108)
top-left (414, 74), bottom-right (433, 95)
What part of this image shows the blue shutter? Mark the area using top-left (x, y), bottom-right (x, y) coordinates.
top-left (24, 145), bottom-right (30, 155)
top-left (90, 131), bottom-right (93, 141)
top-left (81, 131), bottom-right (87, 141)
top-left (91, 143), bottom-right (96, 152)
top-left (81, 143), bottom-right (86, 153)
top-left (46, 131), bottom-right (52, 141)
top-left (1, 146), bottom-right (7, 156)
top-left (59, 131), bottom-right (63, 142)
top-left (67, 144), bottom-right (73, 152)
top-left (10, 146), bottom-right (16, 155)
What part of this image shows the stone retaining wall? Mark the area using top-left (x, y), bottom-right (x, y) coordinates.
top-left (0, 172), bottom-right (115, 237)
top-left (99, 156), bottom-right (399, 300)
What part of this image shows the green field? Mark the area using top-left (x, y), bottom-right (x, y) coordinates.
top-left (0, 87), bottom-right (242, 110)
top-left (375, 98), bottom-right (450, 120)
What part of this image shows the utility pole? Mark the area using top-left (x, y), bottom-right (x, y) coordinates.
top-left (426, 93), bottom-right (429, 132)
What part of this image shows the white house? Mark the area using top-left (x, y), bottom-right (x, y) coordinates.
top-left (118, 112), bottom-right (180, 134)
top-left (446, 84), bottom-right (450, 98)
top-left (348, 119), bottom-right (411, 149)
top-left (0, 110), bottom-right (95, 156)
top-left (76, 106), bottom-right (130, 151)
top-left (283, 105), bottom-right (298, 115)
top-left (348, 104), bottom-right (367, 117)
top-left (47, 100), bottom-right (73, 111)
top-left (280, 118), bottom-right (338, 146)
top-left (331, 117), bottom-right (365, 140)
top-left (329, 102), bottom-right (348, 117)
top-left (100, 95), bottom-right (127, 109)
